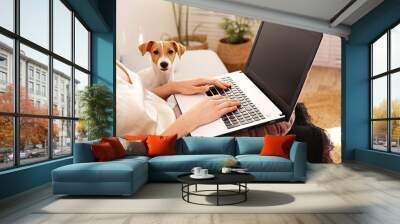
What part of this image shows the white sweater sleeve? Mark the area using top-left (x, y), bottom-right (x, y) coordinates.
top-left (116, 63), bottom-right (175, 136)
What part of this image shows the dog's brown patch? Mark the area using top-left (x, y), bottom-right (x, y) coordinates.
top-left (138, 41), bottom-right (186, 65)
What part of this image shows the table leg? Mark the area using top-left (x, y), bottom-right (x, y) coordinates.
top-left (187, 184), bottom-right (190, 202)
top-left (217, 184), bottom-right (219, 206)
top-left (195, 184), bottom-right (198, 192)
top-left (245, 183), bottom-right (247, 201)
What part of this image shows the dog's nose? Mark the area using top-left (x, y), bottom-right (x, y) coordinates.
top-left (160, 61), bottom-right (169, 69)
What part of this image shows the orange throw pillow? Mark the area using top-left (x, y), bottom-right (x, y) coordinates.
top-left (146, 135), bottom-right (177, 157)
top-left (124, 135), bottom-right (148, 141)
top-left (91, 142), bottom-right (117, 162)
top-left (101, 137), bottom-right (126, 158)
top-left (260, 135), bottom-right (296, 159)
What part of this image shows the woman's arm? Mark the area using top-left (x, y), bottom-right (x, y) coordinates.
top-left (162, 95), bottom-right (240, 138)
top-left (151, 78), bottom-right (230, 100)
top-left (150, 82), bottom-right (177, 100)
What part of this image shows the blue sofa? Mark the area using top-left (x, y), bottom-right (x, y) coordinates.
top-left (52, 137), bottom-right (307, 196)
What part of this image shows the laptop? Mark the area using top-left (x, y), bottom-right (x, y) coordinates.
top-left (174, 21), bottom-right (322, 137)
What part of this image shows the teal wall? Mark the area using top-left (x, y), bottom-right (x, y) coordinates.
top-left (343, 0), bottom-right (400, 170)
top-left (0, 158), bottom-right (72, 199)
top-left (0, 0), bottom-right (116, 200)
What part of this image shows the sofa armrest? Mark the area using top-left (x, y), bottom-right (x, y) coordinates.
top-left (73, 141), bottom-right (99, 163)
top-left (289, 141), bottom-right (307, 182)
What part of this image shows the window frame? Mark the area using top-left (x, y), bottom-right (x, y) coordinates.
top-left (370, 21), bottom-right (400, 154)
top-left (0, 0), bottom-right (92, 171)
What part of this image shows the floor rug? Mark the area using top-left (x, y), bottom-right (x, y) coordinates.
top-left (38, 183), bottom-right (362, 214)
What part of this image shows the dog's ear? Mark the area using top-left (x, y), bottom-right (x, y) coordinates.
top-left (138, 41), bottom-right (155, 56)
top-left (171, 41), bottom-right (186, 58)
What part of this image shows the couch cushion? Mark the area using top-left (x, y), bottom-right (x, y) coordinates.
top-left (53, 158), bottom-right (147, 183)
top-left (259, 135), bottom-right (296, 159)
top-left (147, 135), bottom-right (177, 157)
top-left (115, 155), bottom-right (150, 164)
top-left (235, 137), bottom-right (264, 155)
top-left (236, 155), bottom-right (293, 172)
top-left (91, 142), bottom-right (118, 161)
top-left (73, 139), bottom-right (100, 163)
top-left (177, 137), bottom-right (235, 155)
top-left (149, 154), bottom-right (235, 172)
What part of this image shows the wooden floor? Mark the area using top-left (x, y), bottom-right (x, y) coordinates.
top-left (0, 162), bottom-right (400, 224)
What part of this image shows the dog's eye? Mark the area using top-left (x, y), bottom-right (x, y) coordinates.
top-left (168, 49), bottom-right (174, 54)
top-left (153, 50), bottom-right (159, 55)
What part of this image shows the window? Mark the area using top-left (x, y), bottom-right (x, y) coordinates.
top-left (53, 59), bottom-right (72, 117)
top-left (74, 18), bottom-right (89, 70)
top-left (0, 116), bottom-right (13, 170)
top-left (53, 0), bottom-right (72, 60)
top-left (0, 71), bottom-right (7, 84)
top-left (20, 0), bottom-right (49, 49)
top-left (74, 69), bottom-right (89, 118)
top-left (0, 0), bottom-right (91, 170)
top-left (42, 85), bottom-right (46, 97)
top-left (28, 81), bottom-right (34, 94)
top-left (35, 84), bottom-right (40, 95)
top-left (0, 35), bottom-right (13, 112)
top-left (0, 53), bottom-right (8, 91)
top-left (0, 54), bottom-right (7, 67)
top-left (28, 67), bottom-right (34, 80)
top-left (370, 23), bottom-right (400, 154)
top-left (53, 119), bottom-right (72, 158)
top-left (35, 70), bottom-right (40, 81)
top-left (0, 0), bottom-right (14, 31)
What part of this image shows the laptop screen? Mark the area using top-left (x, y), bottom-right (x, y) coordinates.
top-left (245, 22), bottom-right (322, 119)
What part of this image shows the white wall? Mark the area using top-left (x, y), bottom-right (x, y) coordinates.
top-left (117, 0), bottom-right (177, 72)
top-left (184, 6), bottom-right (341, 68)
top-left (181, 7), bottom-right (260, 50)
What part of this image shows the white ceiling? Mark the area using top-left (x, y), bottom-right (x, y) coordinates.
top-left (168, 0), bottom-right (384, 38)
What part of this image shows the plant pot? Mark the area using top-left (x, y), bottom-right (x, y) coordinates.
top-left (217, 38), bottom-right (252, 72)
top-left (169, 34), bottom-right (208, 50)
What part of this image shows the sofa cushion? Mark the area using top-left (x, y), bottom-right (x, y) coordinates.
top-left (177, 137), bottom-right (235, 155)
top-left (53, 158), bottom-right (147, 183)
top-left (260, 135), bottom-right (296, 159)
top-left (101, 137), bottom-right (127, 158)
top-left (149, 154), bottom-right (235, 172)
top-left (91, 142), bottom-right (118, 161)
top-left (236, 155), bottom-right (293, 172)
top-left (73, 139), bottom-right (100, 163)
top-left (235, 137), bottom-right (263, 155)
top-left (147, 135), bottom-right (177, 157)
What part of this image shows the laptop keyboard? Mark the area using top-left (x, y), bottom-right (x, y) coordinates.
top-left (206, 77), bottom-right (265, 129)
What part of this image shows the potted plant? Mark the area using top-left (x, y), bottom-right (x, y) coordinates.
top-left (79, 84), bottom-right (113, 140)
top-left (164, 3), bottom-right (208, 50)
top-left (217, 16), bottom-right (254, 72)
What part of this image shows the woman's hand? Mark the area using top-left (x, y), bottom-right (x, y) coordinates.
top-left (172, 78), bottom-right (231, 95)
top-left (185, 95), bottom-right (240, 127)
top-left (162, 95), bottom-right (240, 137)
top-left (151, 78), bottom-right (230, 99)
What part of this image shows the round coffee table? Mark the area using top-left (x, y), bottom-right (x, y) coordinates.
top-left (177, 173), bottom-right (255, 206)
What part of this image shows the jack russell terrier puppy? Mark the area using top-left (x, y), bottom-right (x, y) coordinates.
top-left (138, 40), bottom-right (186, 89)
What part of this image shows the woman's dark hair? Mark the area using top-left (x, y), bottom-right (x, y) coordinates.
top-left (294, 102), bottom-right (313, 126)
top-left (293, 102), bottom-right (335, 163)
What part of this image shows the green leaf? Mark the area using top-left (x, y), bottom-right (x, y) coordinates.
top-left (79, 84), bottom-right (113, 140)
